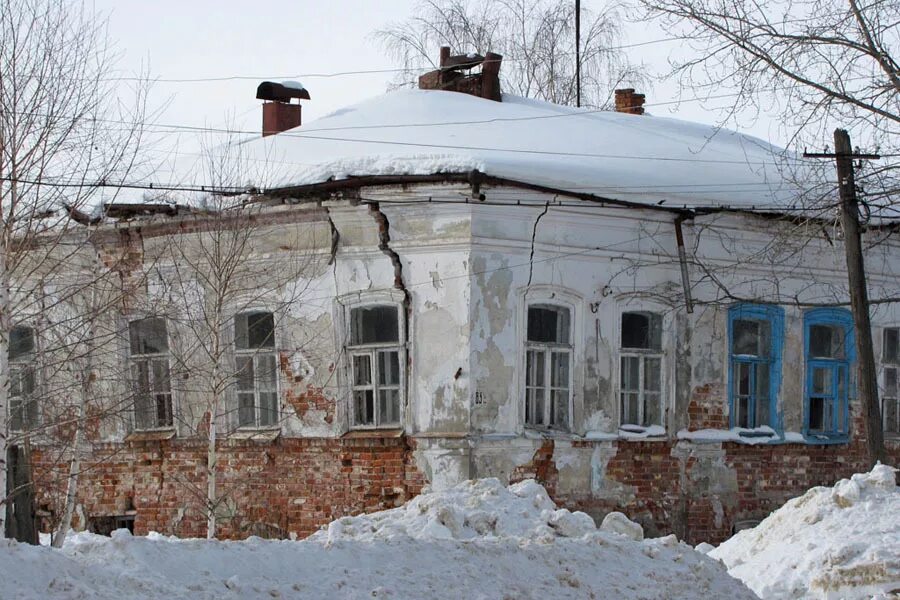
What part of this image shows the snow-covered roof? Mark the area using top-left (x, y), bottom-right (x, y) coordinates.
top-left (171, 89), bottom-right (816, 210)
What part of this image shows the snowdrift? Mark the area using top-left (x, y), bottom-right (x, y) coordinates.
top-left (710, 464), bottom-right (900, 599)
top-left (0, 478), bottom-right (755, 599)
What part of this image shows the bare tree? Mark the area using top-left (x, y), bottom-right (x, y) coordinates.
top-left (635, 0), bottom-right (898, 465)
top-left (132, 134), bottom-right (335, 539)
top-left (636, 0), bottom-right (898, 190)
top-left (0, 0), bottom-right (149, 537)
top-left (376, 0), bottom-right (648, 108)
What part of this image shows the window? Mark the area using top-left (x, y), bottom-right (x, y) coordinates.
top-left (525, 304), bottom-right (571, 430)
top-left (804, 309), bottom-right (853, 438)
top-left (9, 325), bottom-right (38, 431)
top-left (235, 311), bottom-right (278, 428)
top-left (129, 318), bottom-right (173, 429)
top-left (619, 312), bottom-right (663, 428)
top-left (348, 305), bottom-right (402, 428)
top-left (728, 304), bottom-right (784, 430)
top-left (882, 328), bottom-right (900, 435)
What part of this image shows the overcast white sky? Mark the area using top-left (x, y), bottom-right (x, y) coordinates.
top-left (95, 0), bottom-right (788, 155)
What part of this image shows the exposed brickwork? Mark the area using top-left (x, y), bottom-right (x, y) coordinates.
top-left (512, 434), bottom-right (900, 545)
top-left (32, 435), bottom-right (425, 540)
top-left (687, 383), bottom-right (730, 430)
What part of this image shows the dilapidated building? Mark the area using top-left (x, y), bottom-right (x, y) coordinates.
top-left (18, 52), bottom-right (900, 544)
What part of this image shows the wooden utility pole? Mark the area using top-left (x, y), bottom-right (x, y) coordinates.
top-left (807, 129), bottom-right (884, 466)
top-left (575, 0), bottom-right (581, 108)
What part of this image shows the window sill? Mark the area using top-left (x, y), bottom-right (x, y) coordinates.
top-left (231, 428), bottom-right (281, 442)
top-left (801, 433), bottom-right (849, 445)
top-left (126, 429), bottom-right (176, 442)
top-left (618, 425), bottom-right (667, 441)
top-left (524, 426), bottom-right (576, 440)
top-left (343, 428), bottom-right (404, 439)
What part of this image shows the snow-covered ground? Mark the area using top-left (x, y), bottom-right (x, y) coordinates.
top-left (0, 478), bottom-right (755, 600)
top-left (709, 464), bottom-right (900, 599)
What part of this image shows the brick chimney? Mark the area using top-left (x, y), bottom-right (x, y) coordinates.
top-left (418, 46), bottom-right (503, 102)
top-left (256, 81), bottom-right (310, 136)
top-left (614, 89), bottom-right (645, 115)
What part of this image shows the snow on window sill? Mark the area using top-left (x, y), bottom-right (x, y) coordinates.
top-left (675, 427), bottom-right (852, 445)
top-left (618, 425), bottom-right (667, 440)
top-left (125, 428), bottom-right (176, 442)
top-left (231, 428), bottom-right (281, 442)
top-left (523, 426), bottom-right (575, 440)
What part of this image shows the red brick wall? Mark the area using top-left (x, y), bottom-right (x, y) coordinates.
top-left (32, 430), bottom-right (898, 545)
top-left (32, 435), bottom-right (424, 540)
top-left (510, 435), bottom-right (899, 545)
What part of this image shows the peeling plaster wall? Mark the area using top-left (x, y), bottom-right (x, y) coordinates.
top-left (22, 185), bottom-right (900, 543)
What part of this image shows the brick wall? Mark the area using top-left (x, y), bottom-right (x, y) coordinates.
top-left (510, 435), bottom-right (899, 545)
top-left (32, 435), bottom-right (425, 540)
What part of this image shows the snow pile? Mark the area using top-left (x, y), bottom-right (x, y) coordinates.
top-left (314, 478), bottom-right (599, 543)
top-left (710, 464), bottom-right (900, 599)
top-left (0, 478), bottom-right (757, 599)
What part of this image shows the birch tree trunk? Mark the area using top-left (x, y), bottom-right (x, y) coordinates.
top-left (52, 248), bottom-right (100, 548)
top-left (0, 240), bottom-right (9, 537)
top-left (206, 323), bottom-right (223, 540)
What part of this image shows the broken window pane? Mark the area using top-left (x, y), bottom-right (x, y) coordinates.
top-left (9, 325), bottom-right (35, 360)
top-left (350, 305), bottom-right (399, 345)
top-left (621, 312), bottom-right (661, 350)
top-left (885, 328), bottom-right (899, 364)
top-left (235, 312), bottom-right (275, 350)
top-left (129, 318), bottom-right (168, 355)
top-left (809, 324), bottom-right (844, 359)
top-left (527, 305), bottom-right (570, 344)
top-left (808, 397), bottom-right (826, 431)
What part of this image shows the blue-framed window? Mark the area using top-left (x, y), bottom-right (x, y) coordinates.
top-left (804, 308), bottom-right (854, 438)
top-left (728, 304), bottom-right (784, 430)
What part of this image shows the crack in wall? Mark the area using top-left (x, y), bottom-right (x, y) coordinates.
top-left (526, 202), bottom-right (550, 287)
top-left (368, 202), bottom-right (409, 299)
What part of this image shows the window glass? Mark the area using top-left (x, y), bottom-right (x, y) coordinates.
top-left (129, 318), bottom-right (168, 355)
top-left (235, 312), bottom-right (275, 350)
top-left (10, 325), bottom-right (35, 360)
top-left (884, 328), bottom-right (899, 363)
top-left (885, 397), bottom-right (899, 434)
top-left (809, 324), bottom-right (844, 359)
top-left (351, 305), bottom-right (399, 345)
top-left (733, 319), bottom-right (771, 357)
top-left (525, 304), bottom-right (572, 430)
top-left (886, 366), bottom-right (898, 398)
top-left (349, 304), bottom-right (403, 428)
top-left (527, 305), bottom-right (570, 344)
top-left (621, 312), bottom-right (661, 350)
